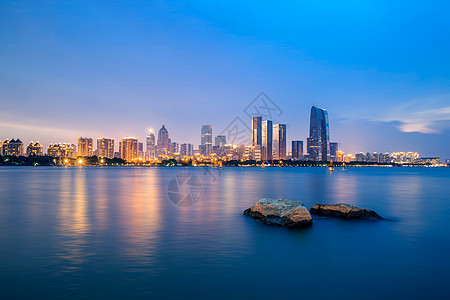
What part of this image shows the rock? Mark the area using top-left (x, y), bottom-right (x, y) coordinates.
top-left (309, 204), bottom-right (384, 220)
top-left (244, 198), bottom-right (313, 228)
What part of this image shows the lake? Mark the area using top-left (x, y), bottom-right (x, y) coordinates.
top-left (0, 166), bottom-right (449, 299)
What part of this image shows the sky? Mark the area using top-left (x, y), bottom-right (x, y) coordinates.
top-left (1, 0), bottom-right (450, 158)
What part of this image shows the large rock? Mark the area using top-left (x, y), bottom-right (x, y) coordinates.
top-left (309, 204), bottom-right (384, 220)
top-left (244, 198), bottom-right (313, 228)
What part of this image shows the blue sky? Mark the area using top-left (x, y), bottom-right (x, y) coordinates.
top-left (1, 0), bottom-right (449, 158)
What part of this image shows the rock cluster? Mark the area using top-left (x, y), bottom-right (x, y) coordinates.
top-left (243, 198), bottom-right (312, 228)
top-left (244, 199), bottom-right (384, 227)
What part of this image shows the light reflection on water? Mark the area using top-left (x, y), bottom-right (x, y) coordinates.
top-left (0, 166), bottom-right (449, 299)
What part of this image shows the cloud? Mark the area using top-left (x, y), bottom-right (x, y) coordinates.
top-left (379, 96), bottom-right (450, 134)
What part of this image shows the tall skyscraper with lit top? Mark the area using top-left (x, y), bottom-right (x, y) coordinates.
top-left (157, 125), bottom-right (170, 154)
top-left (252, 117), bottom-right (262, 147)
top-left (307, 106), bottom-right (330, 161)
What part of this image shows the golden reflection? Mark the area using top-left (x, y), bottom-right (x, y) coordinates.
top-left (58, 168), bottom-right (90, 270)
top-left (118, 168), bottom-right (161, 266)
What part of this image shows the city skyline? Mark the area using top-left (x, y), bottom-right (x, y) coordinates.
top-left (1, 1), bottom-right (450, 158)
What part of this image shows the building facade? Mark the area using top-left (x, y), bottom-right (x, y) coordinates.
top-left (146, 130), bottom-right (156, 160)
top-left (307, 106), bottom-right (330, 161)
top-left (2, 139), bottom-right (23, 156)
top-left (292, 140), bottom-right (303, 160)
top-left (215, 135), bottom-right (226, 147)
top-left (252, 116), bottom-right (262, 147)
top-left (157, 125), bottom-right (170, 155)
top-left (330, 142), bottom-right (338, 161)
top-left (272, 124), bottom-right (286, 160)
top-left (201, 125), bottom-right (212, 156)
top-left (97, 138), bottom-right (114, 159)
top-left (47, 143), bottom-right (75, 158)
top-left (119, 137), bottom-right (139, 162)
top-left (78, 137), bottom-right (93, 157)
top-left (180, 143), bottom-right (194, 157)
top-left (261, 120), bottom-right (273, 161)
top-left (26, 142), bottom-right (43, 156)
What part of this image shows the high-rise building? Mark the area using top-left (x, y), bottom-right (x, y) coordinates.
top-left (292, 141), bottom-right (303, 160)
top-left (157, 125), bottom-right (170, 155)
top-left (307, 106), bottom-right (330, 161)
top-left (170, 142), bottom-right (178, 154)
top-left (119, 137), bottom-right (139, 161)
top-left (215, 135), bottom-right (226, 147)
top-left (47, 143), bottom-right (74, 158)
top-left (26, 142), bottom-right (43, 156)
top-left (330, 142), bottom-right (338, 161)
top-left (201, 125), bottom-right (212, 155)
top-left (252, 116), bottom-right (262, 147)
top-left (146, 129), bottom-right (156, 160)
top-left (78, 137), bottom-right (93, 157)
top-left (97, 138), bottom-right (114, 159)
top-left (2, 139), bottom-right (23, 156)
top-left (261, 120), bottom-right (273, 161)
top-left (273, 124), bottom-right (286, 160)
top-left (180, 143), bottom-right (194, 156)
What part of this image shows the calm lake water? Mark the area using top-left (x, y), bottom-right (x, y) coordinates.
top-left (0, 166), bottom-right (449, 299)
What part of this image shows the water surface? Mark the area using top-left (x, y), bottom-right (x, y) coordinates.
top-left (0, 167), bottom-right (449, 299)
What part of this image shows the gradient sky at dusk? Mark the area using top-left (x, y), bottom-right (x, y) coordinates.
top-left (1, 0), bottom-right (450, 158)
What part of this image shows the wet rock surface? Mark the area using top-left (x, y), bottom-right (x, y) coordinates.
top-left (310, 204), bottom-right (384, 220)
top-left (244, 198), bottom-right (313, 228)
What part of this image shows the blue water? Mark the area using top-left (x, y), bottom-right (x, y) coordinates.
top-left (0, 166), bottom-right (449, 299)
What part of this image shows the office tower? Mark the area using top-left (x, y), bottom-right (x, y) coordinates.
top-left (252, 116), bottom-right (262, 147)
top-left (330, 142), bottom-right (338, 161)
top-left (119, 137), bottom-right (139, 161)
top-left (97, 138), bottom-right (114, 159)
top-left (0, 140), bottom-right (2, 155)
top-left (307, 106), bottom-right (330, 161)
top-left (292, 141), bottom-right (303, 159)
top-left (157, 125), bottom-right (170, 154)
top-left (201, 125), bottom-right (212, 155)
top-left (170, 142), bottom-right (178, 154)
top-left (26, 142), bottom-right (43, 156)
top-left (180, 143), bottom-right (194, 156)
top-left (215, 135), bottom-right (226, 147)
top-left (47, 143), bottom-right (74, 158)
top-left (2, 139), bottom-right (23, 156)
top-left (146, 129), bottom-right (156, 159)
top-left (78, 137), bottom-right (93, 157)
top-left (261, 120), bottom-right (273, 161)
top-left (273, 124), bottom-right (286, 160)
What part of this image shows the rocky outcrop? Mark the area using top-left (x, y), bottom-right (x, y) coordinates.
top-left (309, 204), bottom-right (384, 220)
top-left (244, 198), bottom-right (313, 228)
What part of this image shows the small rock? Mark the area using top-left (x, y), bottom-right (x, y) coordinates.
top-left (309, 204), bottom-right (384, 220)
top-left (244, 198), bottom-right (313, 228)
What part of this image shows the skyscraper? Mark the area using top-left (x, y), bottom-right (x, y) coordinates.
top-left (273, 124), bottom-right (286, 160)
top-left (252, 116), bottom-right (262, 147)
top-left (157, 125), bottom-right (170, 154)
top-left (78, 137), bottom-right (93, 157)
top-left (215, 135), bottom-right (226, 147)
top-left (119, 137), bottom-right (139, 161)
top-left (261, 120), bottom-right (273, 161)
top-left (97, 138), bottom-right (114, 159)
top-left (146, 129), bottom-right (156, 159)
top-left (330, 142), bottom-right (338, 161)
top-left (292, 141), bottom-right (303, 160)
top-left (307, 106), bottom-right (330, 161)
top-left (201, 125), bottom-right (212, 155)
